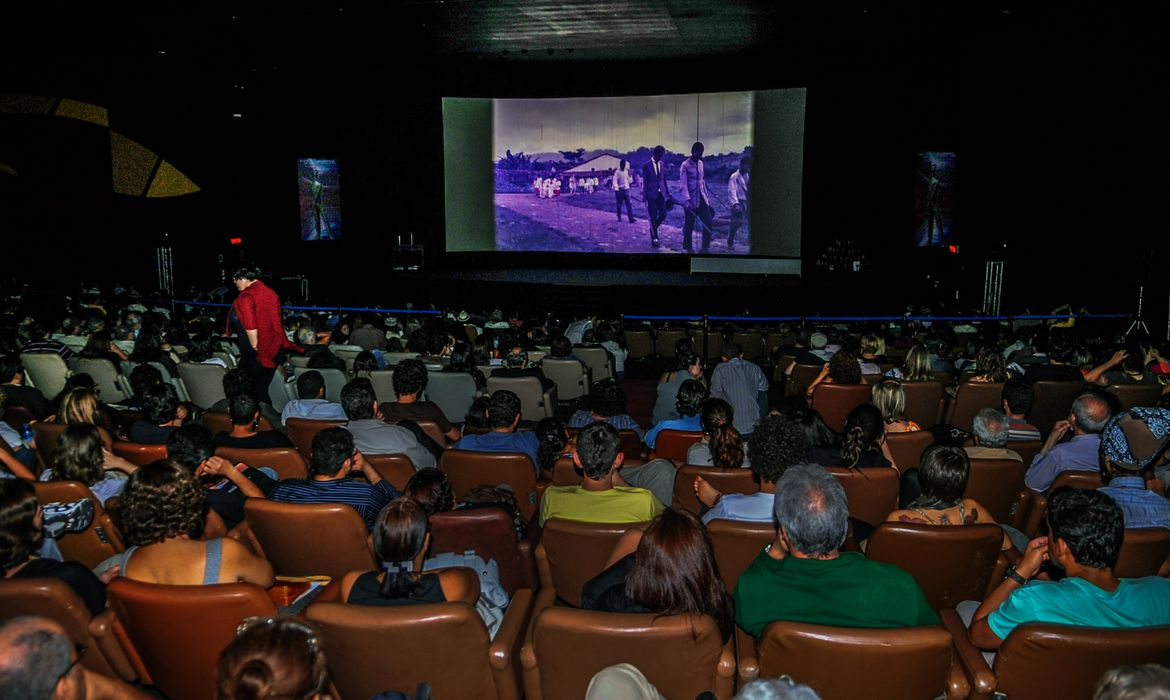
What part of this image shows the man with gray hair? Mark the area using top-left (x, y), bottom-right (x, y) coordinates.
top-left (733, 463), bottom-right (936, 637)
top-left (965, 408), bottom-right (1023, 462)
top-left (1025, 392), bottom-right (1111, 492)
top-left (0, 616), bottom-right (149, 699)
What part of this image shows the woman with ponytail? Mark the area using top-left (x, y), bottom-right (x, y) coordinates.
top-left (217, 617), bottom-right (331, 700)
top-left (810, 404), bottom-right (895, 470)
top-left (686, 398), bottom-right (750, 469)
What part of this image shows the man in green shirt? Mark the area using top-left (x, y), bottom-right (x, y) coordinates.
top-left (734, 463), bottom-right (937, 637)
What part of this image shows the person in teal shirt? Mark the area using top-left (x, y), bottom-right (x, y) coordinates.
top-left (733, 463), bottom-right (937, 637)
top-left (968, 487), bottom-right (1170, 650)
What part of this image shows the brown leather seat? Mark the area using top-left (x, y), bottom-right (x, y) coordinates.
top-left (946, 382), bottom-right (1005, 432)
top-left (111, 440), bottom-right (167, 466)
top-left (284, 416), bottom-right (347, 460)
top-left (0, 578), bottom-right (135, 680)
top-left (1115, 527), bottom-right (1170, 578)
top-left (964, 458), bottom-right (1028, 526)
top-left (535, 518), bottom-right (641, 607)
top-left (810, 383), bottom-right (872, 432)
top-left (550, 455), bottom-right (579, 486)
top-left (306, 589), bottom-right (535, 700)
top-left (788, 363), bottom-right (823, 398)
top-left (2, 403), bottom-right (38, 432)
top-left (363, 452), bottom-right (418, 491)
top-left (1028, 381), bottom-right (1088, 437)
top-left (738, 621), bottom-right (965, 700)
top-left (1009, 439), bottom-right (1043, 465)
top-left (430, 507), bottom-right (538, 594)
top-left (672, 464), bottom-right (758, 513)
top-left (1107, 383), bottom-right (1164, 410)
top-left (942, 613), bottom-right (1170, 700)
top-left (652, 429), bottom-right (704, 461)
top-left (521, 606), bottom-right (735, 700)
top-left (105, 578), bottom-right (277, 700)
top-left (565, 427), bottom-right (642, 463)
top-left (201, 410), bottom-right (276, 436)
top-left (707, 518), bottom-right (775, 592)
top-left (30, 480), bottom-right (125, 568)
top-left (412, 419), bottom-right (449, 447)
top-left (885, 430), bottom-right (936, 472)
top-left (244, 498), bottom-right (376, 578)
top-left (440, 449), bottom-right (545, 520)
top-left (825, 466), bottom-right (900, 526)
top-left (866, 522), bottom-right (1004, 610)
top-left (902, 381), bottom-right (945, 427)
top-left (215, 446), bottom-right (309, 480)
top-left (1049, 469), bottom-right (1105, 491)
top-left (32, 421), bottom-right (67, 473)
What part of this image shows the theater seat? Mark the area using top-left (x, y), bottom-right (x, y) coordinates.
top-left (244, 499), bottom-right (376, 579)
top-left (964, 458), bottom-right (1028, 526)
top-left (31, 479), bottom-right (125, 568)
top-left (865, 522), bottom-right (1004, 610)
top-left (825, 466), bottom-right (900, 526)
top-left (885, 429), bottom-right (935, 473)
top-left (284, 417), bottom-right (347, 460)
top-left (535, 518), bottom-right (641, 608)
top-left (707, 519), bottom-right (775, 592)
top-left (651, 429), bottom-right (704, 461)
top-left (111, 440), bottom-right (167, 467)
top-left (214, 446), bottom-right (309, 480)
top-left (672, 465), bottom-right (758, 514)
top-left (946, 382), bottom-right (1005, 434)
top-left (441, 449), bottom-right (546, 520)
top-left (810, 383), bottom-right (872, 433)
top-left (363, 452), bottom-right (417, 492)
top-left (430, 507), bottom-right (538, 594)
top-left (1115, 527), bottom-right (1170, 578)
top-left (486, 376), bottom-right (557, 420)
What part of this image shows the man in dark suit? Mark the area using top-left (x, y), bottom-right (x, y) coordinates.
top-left (641, 145), bottom-right (670, 247)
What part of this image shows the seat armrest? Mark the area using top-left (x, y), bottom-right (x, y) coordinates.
top-left (517, 513), bottom-right (542, 590)
top-left (938, 608), bottom-right (996, 699)
top-left (1020, 491), bottom-right (1047, 539)
top-left (735, 626), bottom-right (759, 684)
top-left (89, 609), bottom-right (137, 682)
top-left (490, 588), bottom-right (534, 670)
top-left (1009, 489), bottom-right (1031, 530)
top-left (715, 632), bottom-right (737, 698)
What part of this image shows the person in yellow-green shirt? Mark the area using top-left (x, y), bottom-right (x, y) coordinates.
top-left (540, 421), bottom-right (663, 526)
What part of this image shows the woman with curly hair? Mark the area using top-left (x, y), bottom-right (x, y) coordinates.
top-left (687, 398), bottom-right (749, 469)
top-left (40, 423), bottom-right (138, 504)
top-left (534, 417), bottom-right (570, 474)
top-left (962, 346), bottom-right (1009, 384)
top-left (804, 348), bottom-right (865, 399)
top-left (581, 508), bottom-right (734, 642)
top-left (111, 460), bottom-right (272, 586)
top-left (693, 415), bottom-right (809, 523)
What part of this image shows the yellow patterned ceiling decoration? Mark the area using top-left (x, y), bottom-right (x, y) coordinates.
top-left (0, 94), bottom-right (200, 197)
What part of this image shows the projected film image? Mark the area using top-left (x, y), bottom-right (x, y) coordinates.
top-left (493, 93), bottom-right (753, 254)
top-left (914, 151), bottom-right (955, 248)
top-left (298, 158), bottom-right (342, 241)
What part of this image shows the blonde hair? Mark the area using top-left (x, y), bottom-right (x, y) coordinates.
top-left (871, 379), bottom-right (907, 423)
top-left (903, 345), bottom-right (936, 382)
top-left (57, 388), bottom-right (102, 427)
top-left (860, 333), bottom-right (884, 357)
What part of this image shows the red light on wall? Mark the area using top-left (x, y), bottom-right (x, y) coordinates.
top-left (948, 245), bottom-right (958, 254)
top-left (229, 237), bottom-right (242, 245)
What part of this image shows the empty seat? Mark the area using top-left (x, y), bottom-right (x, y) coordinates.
top-left (574, 347), bottom-right (614, 384)
top-left (244, 499), bottom-right (376, 578)
top-left (624, 330), bottom-right (653, 360)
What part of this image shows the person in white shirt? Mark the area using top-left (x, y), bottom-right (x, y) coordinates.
top-left (280, 370), bottom-right (348, 425)
top-left (612, 160), bottom-right (635, 224)
top-left (727, 155), bottom-right (751, 249)
top-left (569, 175), bottom-right (577, 195)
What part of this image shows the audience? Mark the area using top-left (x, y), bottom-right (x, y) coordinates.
top-left (965, 408), bottom-right (1023, 462)
top-left (568, 380), bottom-right (644, 439)
top-left (1026, 392), bottom-right (1111, 492)
top-left (379, 358), bottom-right (461, 443)
top-left (280, 369), bottom-right (348, 425)
top-left (695, 415), bottom-right (809, 524)
top-left (217, 617), bottom-right (331, 700)
top-left (0, 354), bottom-right (49, 419)
top-left (128, 383), bottom-right (186, 444)
top-left (340, 378), bottom-right (436, 470)
top-left (809, 404), bottom-right (894, 469)
top-left (711, 342), bottom-right (769, 437)
top-left (1098, 407), bottom-right (1170, 531)
top-left (41, 423), bottom-right (138, 505)
top-left (871, 378), bottom-right (921, 433)
top-left (653, 349), bottom-right (704, 425)
top-left (1002, 378), bottom-right (1042, 442)
top-left (645, 379), bottom-right (708, 450)
top-left (453, 390), bottom-right (541, 469)
top-left (687, 398), bottom-right (749, 468)
top-left (0, 616), bottom-right (149, 699)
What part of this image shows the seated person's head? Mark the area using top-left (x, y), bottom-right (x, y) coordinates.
top-left (51, 424), bottom-right (105, 487)
top-left (218, 617), bottom-right (328, 700)
top-left (870, 379), bottom-right (907, 423)
top-left (575, 421), bottom-right (622, 480)
top-left (916, 445), bottom-right (970, 505)
top-left (129, 363), bottom-right (163, 398)
top-left (371, 498), bottom-right (431, 597)
top-left (535, 417), bottom-right (569, 472)
top-left (550, 334), bottom-right (573, 358)
top-left (721, 341), bottom-right (743, 360)
top-left (0, 355), bottom-right (23, 384)
top-left (228, 393), bottom-right (260, 428)
top-left (339, 379), bottom-right (377, 420)
top-left (700, 398), bottom-right (745, 469)
top-left (487, 390), bottom-right (522, 429)
top-left (675, 379), bottom-right (709, 418)
top-left (463, 396), bottom-right (491, 429)
top-left (0, 479), bottom-right (41, 573)
top-left (503, 347), bottom-right (528, 369)
top-left (404, 468), bottom-right (454, 516)
top-left (828, 349), bottom-right (862, 384)
top-left (0, 616), bottom-right (87, 700)
top-left (295, 370), bottom-right (326, 401)
top-left (746, 415), bottom-right (808, 485)
top-left (221, 368), bottom-right (253, 402)
top-left (116, 460), bottom-right (206, 546)
top-left (295, 326), bottom-right (317, 346)
top-left (166, 424), bottom-right (216, 472)
top-left (588, 380), bottom-right (627, 419)
top-left (142, 383), bottom-right (179, 426)
top-left (1072, 393), bottom-right (1112, 435)
top-left (310, 428), bottom-right (355, 478)
top-left (972, 408), bottom-right (1009, 448)
top-left (57, 387), bottom-right (102, 427)
top-left (1046, 487), bottom-right (1124, 572)
top-left (393, 359), bottom-right (428, 399)
top-left (1093, 664), bottom-right (1170, 700)
top-left (774, 464), bottom-right (848, 557)
top-left (841, 404), bottom-right (884, 465)
top-left (1002, 378), bottom-right (1034, 416)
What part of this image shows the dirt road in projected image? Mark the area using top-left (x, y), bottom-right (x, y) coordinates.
top-left (494, 193), bottom-right (698, 254)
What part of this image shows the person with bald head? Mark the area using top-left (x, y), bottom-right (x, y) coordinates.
top-left (1025, 392), bottom-right (1112, 492)
top-left (0, 616), bottom-right (149, 699)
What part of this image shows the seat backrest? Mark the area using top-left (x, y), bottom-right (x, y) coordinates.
top-left (526, 608), bottom-right (728, 700)
top-left (756, 620), bottom-right (954, 700)
top-left (884, 430), bottom-right (935, 473)
top-left (0, 577), bottom-right (121, 677)
top-left (440, 449), bottom-right (541, 519)
top-left (810, 383), bottom-right (872, 433)
top-left (732, 332), bottom-right (765, 359)
top-left (1115, 527), bottom-right (1170, 578)
top-left (111, 441), bottom-right (167, 467)
top-left (706, 518), bottom-right (775, 592)
top-left (413, 419), bottom-right (448, 448)
top-left (673, 465), bottom-right (759, 513)
top-left (541, 359), bottom-right (589, 402)
top-left (244, 499), bottom-right (375, 578)
top-left (1029, 381), bottom-right (1087, 437)
top-left (314, 368), bottom-right (349, 403)
top-left (74, 358), bottom-right (130, 404)
top-left (574, 347), bottom-right (613, 383)
top-left (653, 429), bottom-right (704, 461)
top-left (425, 371), bottom-right (478, 425)
top-left (901, 381), bottom-right (944, 428)
top-left (201, 411), bottom-right (274, 437)
top-left (215, 446), bottom-right (309, 480)
top-left (2, 404), bottom-right (38, 432)
top-left (285, 417), bottom-right (347, 461)
top-left (31, 480), bottom-right (125, 568)
top-left (306, 600), bottom-right (500, 700)
top-left (866, 522), bottom-right (1003, 610)
top-left (32, 421), bottom-right (68, 474)
top-left (363, 452), bottom-right (417, 492)
top-left (655, 330), bottom-right (687, 358)
top-left (624, 330), bottom-right (653, 360)
top-left (367, 369), bottom-right (396, 404)
top-left (20, 352), bottom-right (70, 399)
top-left (994, 624), bottom-right (1170, 698)
top-left (964, 458), bottom-right (1027, 524)
top-left (536, 518), bottom-right (640, 607)
top-left (946, 382), bottom-right (1005, 433)
top-left (825, 467), bottom-right (900, 526)
top-left (788, 364), bottom-right (823, 398)
top-left (430, 508), bottom-right (534, 595)
top-left (1011, 439), bottom-right (1044, 466)
top-left (106, 578), bottom-right (276, 700)
top-left (176, 362), bottom-right (228, 409)
top-left (1049, 469), bottom-right (1105, 491)
top-left (1106, 383), bottom-right (1164, 411)
top-left (486, 376), bottom-right (553, 419)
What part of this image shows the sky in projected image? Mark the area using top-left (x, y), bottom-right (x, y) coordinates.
top-left (493, 92), bottom-right (753, 159)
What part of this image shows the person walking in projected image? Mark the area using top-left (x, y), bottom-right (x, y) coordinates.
top-left (641, 145), bottom-right (671, 248)
top-left (679, 141), bottom-right (715, 254)
top-left (613, 159), bottom-right (636, 224)
top-left (727, 155), bottom-right (751, 250)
